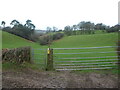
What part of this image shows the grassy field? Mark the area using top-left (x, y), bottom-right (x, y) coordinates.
top-left (1, 30), bottom-right (47, 69)
top-left (2, 31), bottom-right (47, 49)
top-left (51, 32), bottom-right (118, 71)
top-left (51, 32), bottom-right (118, 48)
top-left (2, 30), bottom-right (118, 48)
top-left (1, 30), bottom-right (119, 72)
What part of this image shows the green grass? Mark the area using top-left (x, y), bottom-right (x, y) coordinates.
top-left (2, 61), bottom-right (43, 71)
top-left (2, 30), bottom-right (47, 49)
top-left (94, 30), bottom-right (106, 34)
top-left (51, 32), bottom-right (118, 48)
top-left (51, 32), bottom-right (119, 71)
top-left (2, 30), bottom-right (48, 69)
top-left (1, 30), bottom-right (119, 73)
top-left (2, 30), bottom-right (118, 49)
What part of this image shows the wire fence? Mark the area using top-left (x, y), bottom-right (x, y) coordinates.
top-left (32, 48), bottom-right (47, 69)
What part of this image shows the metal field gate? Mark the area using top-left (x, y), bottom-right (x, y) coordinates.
top-left (53, 46), bottom-right (119, 71)
top-left (32, 46), bottom-right (119, 71)
top-left (32, 48), bottom-right (47, 69)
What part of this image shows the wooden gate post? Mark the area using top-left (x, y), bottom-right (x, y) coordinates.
top-left (46, 48), bottom-right (53, 71)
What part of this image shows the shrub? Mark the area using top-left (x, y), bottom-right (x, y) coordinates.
top-left (30, 33), bottom-right (44, 42)
top-left (2, 27), bottom-right (12, 32)
top-left (53, 33), bottom-right (64, 40)
top-left (38, 33), bottom-right (64, 45)
top-left (2, 47), bottom-right (31, 63)
top-left (38, 35), bottom-right (53, 45)
top-left (107, 24), bottom-right (120, 33)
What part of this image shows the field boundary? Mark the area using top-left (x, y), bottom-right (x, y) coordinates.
top-left (32, 46), bottom-right (119, 71)
top-left (53, 46), bottom-right (119, 71)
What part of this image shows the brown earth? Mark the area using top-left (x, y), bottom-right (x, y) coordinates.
top-left (2, 69), bottom-right (119, 88)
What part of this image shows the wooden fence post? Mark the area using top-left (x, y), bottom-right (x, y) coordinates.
top-left (46, 48), bottom-right (53, 71)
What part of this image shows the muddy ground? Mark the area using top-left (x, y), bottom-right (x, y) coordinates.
top-left (2, 69), bottom-right (119, 88)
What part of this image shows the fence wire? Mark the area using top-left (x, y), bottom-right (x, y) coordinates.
top-left (53, 46), bottom-right (119, 71)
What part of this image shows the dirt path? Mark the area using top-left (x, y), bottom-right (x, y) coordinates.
top-left (2, 69), bottom-right (118, 88)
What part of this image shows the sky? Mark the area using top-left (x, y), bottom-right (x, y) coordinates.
top-left (0, 0), bottom-right (119, 30)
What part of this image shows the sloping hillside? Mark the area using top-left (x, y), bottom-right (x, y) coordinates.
top-left (51, 33), bottom-right (118, 48)
top-left (1, 30), bottom-right (118, 49)
top-left (2, 31), bottom-right (43, 49)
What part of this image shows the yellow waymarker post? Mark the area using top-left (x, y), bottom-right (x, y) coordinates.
top-left (46, 48), bottom-right (53, 71)
top-left (47, 48), bottom-right (50, 54)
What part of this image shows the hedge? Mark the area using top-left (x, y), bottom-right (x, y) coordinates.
top-left (2, 46), bottom-right (31, 63)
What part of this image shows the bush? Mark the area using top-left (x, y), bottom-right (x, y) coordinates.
top-left (30, 33), bottom-right (44, 42)
top-left (38, 33), bottom-right (64, 45)
top-left (2, 47), bottom-right (31, 63)
top-left (2, 27), bottom-right (12, 32)
top-left (53, 33), bottom-right (64, 40)
top-left (38, 35), bottom-right (53, 45)
top-left (107, 24), bottom-right (120, 33)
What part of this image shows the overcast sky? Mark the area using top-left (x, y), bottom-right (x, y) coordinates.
top-left (0, 0), bottom-right (119, 30)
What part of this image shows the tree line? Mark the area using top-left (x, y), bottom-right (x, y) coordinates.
top-left (39, 21), bottom-right (120, 36)
top-left (63, 21), bottom-right (119, 36)
top-left (1, 20), bottom-right (35, 41)
top-left (1, 20), bottom-right (120, 35)
top-left (0, 20), bottom-right (64, 45)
